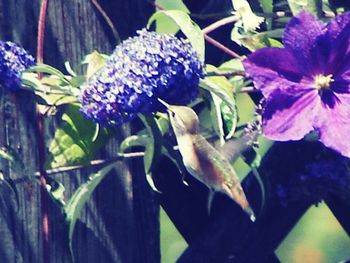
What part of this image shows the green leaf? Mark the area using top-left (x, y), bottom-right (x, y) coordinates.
top-left (81, 51), bottom-right (108, 79)
top-left (259, 0), bottom-right (273, 13)
top-left (210, 93), bottom-right (225, 145)
top-left (287, 0), bottom-right (323, 16)
top-left (139, 114), bottom-right (163, 192)
top-left (200, 66), bottom-right (238, 139)
top-left (259, 0), bottom-right (273, 29)
top-left (65, 163), bottom-right (116, 257)
top-left (46, 177), bottom-right (66, 207)
top-left (232, 29), bottom-right (283, 51)
top-left (154, 0), bottom-right (190, 34)
top-left (147, 10), bottom-right (205, 62)
top-left (119, 134), bottom-right (149, 153)
top-left (156, 0), bottom-right (189, 11)
top-left (27, 64), bottom-right (71, 85)
top-left (219, 59), bottom-right (244, 72)
top-left (48, 104), bottom-right (109, 168)
top-left (0, 146), bottom-right (25, 174)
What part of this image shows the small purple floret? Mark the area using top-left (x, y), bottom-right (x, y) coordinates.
top-left (243, 11), bottom-right (350, 158)
top-left (0, 41), bottom-right (35, 91)
top-left (80, 29), bottom-right (204, 127)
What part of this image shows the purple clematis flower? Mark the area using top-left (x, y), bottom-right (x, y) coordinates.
top-left (243, 11), bottom-right (350, 158)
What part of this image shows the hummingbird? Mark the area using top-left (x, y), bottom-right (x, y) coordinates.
top-left (162, 102), bottom-right (256, 221)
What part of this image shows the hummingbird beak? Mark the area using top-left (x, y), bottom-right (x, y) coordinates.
top-left (157, 98), bottom-right (170, 108)
top-left (157, 98), bottom-right (175, 115)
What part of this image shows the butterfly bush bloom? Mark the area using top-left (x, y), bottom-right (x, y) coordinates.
top-left (80, 29), bottom-right (204, 126)
top-left (0, 41), bottom-right (35, 91)
top-left (243, 11), bottom-right (350, 157)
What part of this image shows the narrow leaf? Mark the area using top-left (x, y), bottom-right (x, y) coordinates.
top-left (200, 72), bottom-right (238, 139)
top-left (139, 114), bottom-right (163, 192)
top-left (65, 163), bottom-right (116, 255)
top-left (27, 64), bottom-right (70, 85)
top-left (120, 134), bottom-right (149, 153)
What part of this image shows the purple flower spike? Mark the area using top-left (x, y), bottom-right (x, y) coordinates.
top-left (243, 11), bottom-right (350, 158)
top-left (0, 41), bottom-right (35, 91)
top-left (80, 29), bottom-right (204, 127)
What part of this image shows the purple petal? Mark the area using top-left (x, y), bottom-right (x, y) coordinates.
top-left (311, 12), bottom-right (350, 74)
top-left (315, 93), bottom-right (350, 158)
top-left (243, 48), bottom-right (306, 97)
top-left (283, 11), bottom-right (324, 70)
top-left (326, 11), bottom-right (350, 41)
top-left (262, 89), bottom-right (320, 141)
top-left (329, 21), bottom-right (350, 75)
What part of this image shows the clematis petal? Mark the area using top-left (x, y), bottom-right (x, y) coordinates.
top-left (325, 11), bottom-right (350, 41)
top-left (329, 22), bottom-right (350, 75)
top-left (262, 89), bottom-right (320, 141)
top-left (243, 48), bottom-right (306, 97)
top-left (316, 93), bottom-right (350, 158)
top-left (283, 11), bottom-right (324, 69)
top-left (312, 12), bottom-right (350, 74)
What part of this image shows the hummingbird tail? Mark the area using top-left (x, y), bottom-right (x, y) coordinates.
top-left (244, 206), bottom-right (256, 222)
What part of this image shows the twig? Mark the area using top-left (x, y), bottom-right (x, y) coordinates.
top-left (36, 152), bottom-right (145, 176)
top-left (206, 70), bottom-right (246, 77)
top-left (202, 15), bottom-right (240, 35)
top-left (204, 35), bottom-right (240, 58)
top-left (91, 0), bottom-right (121, 43)
top-left (36, 0), bottom-right (50, 262)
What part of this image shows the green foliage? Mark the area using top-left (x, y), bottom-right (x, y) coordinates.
top-left (48, 104), bottom-right (110, 168)
top-left (0, 146), bottom-right (25, 174)
top-left (139, 115), bottom-right (164, 192)
top-left (64, 163), bottom-right (116, 258)
top-left (199, 74), bottom-right (238, 140)
top-left (287, 0), bottom-right (323, 16)
top-left (81, 51), bottom-right (108, 79)
top-left (154, 0), bottom-right (189, 34)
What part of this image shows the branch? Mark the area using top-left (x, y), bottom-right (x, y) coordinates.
top-left (36, 0), bottom-right (50, 262)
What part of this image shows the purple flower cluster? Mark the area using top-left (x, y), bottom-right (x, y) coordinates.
top-left (244, 11), bottom-right (350, 158)
top-left (80, 29), bottom-right (203, 127)
top-left (276, 160), bottom-right (350, 205)
top-left (0, 41), bottom-right (35, 91)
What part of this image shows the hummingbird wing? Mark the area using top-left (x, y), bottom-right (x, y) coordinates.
top-left (219, 130), bottom-right (260, 164)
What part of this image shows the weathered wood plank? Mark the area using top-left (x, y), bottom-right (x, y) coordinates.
top-left (0, 1), bottom-right (159, 262)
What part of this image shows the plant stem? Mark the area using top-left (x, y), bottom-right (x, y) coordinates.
top-left (37, 0), bottom-right (50, 263)
top-left (206, 70), bottom-right (246, 77)
top-left (91, 0), bottom-right (121, 43)
top-left (204, 35), bottom-right (240, 58)
top-left (202, 15), bottom-right (240, 35)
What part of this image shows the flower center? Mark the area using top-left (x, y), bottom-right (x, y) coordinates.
top-left (314, 74), bottom-right (333, 90)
